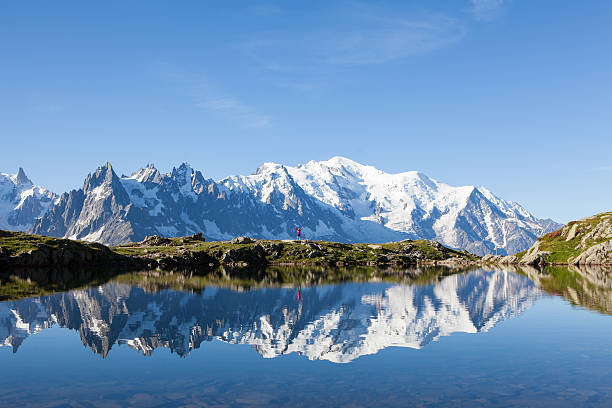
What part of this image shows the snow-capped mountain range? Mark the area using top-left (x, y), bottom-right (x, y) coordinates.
top-left (0, 168), bottom-right (56, 231)
top-left (0, 269), bottom-right (540, 362)
top-left (1, 157), bottom-right (560, 254)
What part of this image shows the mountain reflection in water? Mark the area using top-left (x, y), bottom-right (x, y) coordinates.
top-left (0, 268), bottom-right (541, 362)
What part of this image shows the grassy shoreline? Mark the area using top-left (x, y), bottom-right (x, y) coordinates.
top-left (0, 230), bottom-right (480, 270)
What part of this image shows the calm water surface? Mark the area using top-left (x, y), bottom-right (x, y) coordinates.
top-left (1, 267), bottom-right (611, 407)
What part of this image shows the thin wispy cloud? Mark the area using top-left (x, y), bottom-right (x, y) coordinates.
top-left (156, 63), bottom-right (271, 129)
top-left (470, 0), bottom-right (506, 21)
top-left (196, 97), bottom-right (271, 129)
top-left (328, 15), bottom-right (466, 65)
top-left (240, 8), bottom-right (466, 70)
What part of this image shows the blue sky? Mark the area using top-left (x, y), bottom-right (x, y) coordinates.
top-left (1, 0), bottom-right (610, 223)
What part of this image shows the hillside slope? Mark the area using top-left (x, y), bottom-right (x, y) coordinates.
top-left (485, 212), bottom-right (612, 265)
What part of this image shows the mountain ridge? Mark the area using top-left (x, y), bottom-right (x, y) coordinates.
top-left (0, 157), bottom-right (561, 254)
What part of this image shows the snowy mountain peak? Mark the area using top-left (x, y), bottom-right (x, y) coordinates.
top-left (173, 162), bottom-right (193, 174)
top-left (129, 164), bottom-right (162, 184)
top-left (312, 156), bottom-right (426, 182)
top-left (10, 167), bottom-right (32, 186)
top-left (82, 163), bottom-right (124, 194)
top-left (321, 155), bottom-right (363, 169)
top-left (171, 162), bottom-right (196, 185)
top-left (0, 168), bottom-right (56, 231)
top-left (253, 162), bottom-right (289, 176)
top-left (169, 162), bottom-right (209, 197)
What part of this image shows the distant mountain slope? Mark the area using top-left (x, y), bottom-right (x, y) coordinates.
top-left (26, 157), bottom-right (560, 254)
top-left (0, 168), bottom-right (56, 231)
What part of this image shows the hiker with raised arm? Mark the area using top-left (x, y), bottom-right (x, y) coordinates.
top-left (295, 226), bottom-right (303, 241)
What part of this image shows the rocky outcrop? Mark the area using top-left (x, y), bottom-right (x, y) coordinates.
top-left (221, 244), bottom-right (266, 265)
top-left (569, 240), bottom-right (612, 265)
top-left (517, 240), bottom-right (550, 266)
top-left (482, 212), bottom-right (612, 265)
top-left (0, 237), bottom-right (136, 270)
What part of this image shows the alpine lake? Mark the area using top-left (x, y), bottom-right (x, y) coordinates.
top-left (1, 264), bottom-right (611, 407)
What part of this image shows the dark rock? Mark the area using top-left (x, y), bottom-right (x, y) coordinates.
top-left (306, 250), bottom-right (324, 258)
top-left (180, 232), bottom-right (206, 244)
top-left (222, 245), bottom-right (266, 265)
top-left (190, 232), bottom-right (205, 241)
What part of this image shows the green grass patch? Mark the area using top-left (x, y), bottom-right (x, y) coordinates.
top-left (533, 213), bottom-right (611, 263)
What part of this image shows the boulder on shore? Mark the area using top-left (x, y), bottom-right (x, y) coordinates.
top-left (222, 244), bottom-right (266, 265)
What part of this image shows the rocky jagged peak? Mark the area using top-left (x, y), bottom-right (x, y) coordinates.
top-left (11, 167), bottom-right (32, 185)
top-left (191, 170), bottom-right (208, 194)
top-left (129, 164), bottom-right (162, 184)
top-left (83, 163), bottom-right (119, 191)
top-left (168, 162), bottom-right (209, 199)
top-left (80, 163), bottom-right (131, 209)
top-left (92, 162), bottom-right (112, 181)
top-left (171, 162), bottom-right (195, 183)
top-left (174, 162), bottom-right (193, 173)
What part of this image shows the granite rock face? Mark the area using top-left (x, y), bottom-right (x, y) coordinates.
top-left (570, 239), bottom-right (612, 265)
